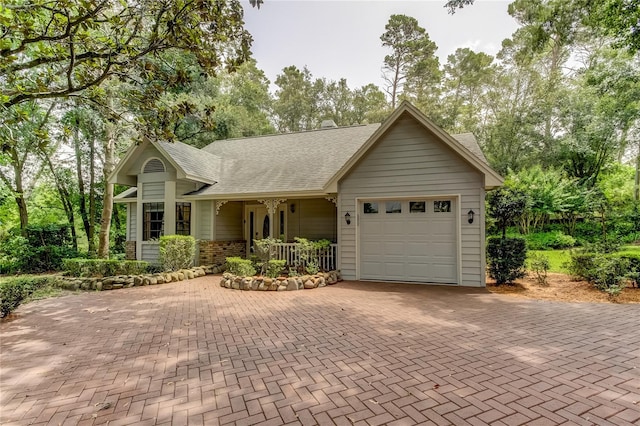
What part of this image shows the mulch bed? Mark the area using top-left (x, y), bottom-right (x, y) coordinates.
top-left (487, 272), bottom-right (640, 304)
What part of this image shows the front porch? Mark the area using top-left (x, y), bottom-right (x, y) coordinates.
top-left (196, 197), bottom-right (340, 268)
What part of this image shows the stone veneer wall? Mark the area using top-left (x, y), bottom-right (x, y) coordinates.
top-left (125, 241), bottom-right (136, 260)
top-left (199, 240), bottom-right (246, 265)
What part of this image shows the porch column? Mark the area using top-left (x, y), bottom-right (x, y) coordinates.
top-left (258, 199), bottom-right (286, 238)
top-left (326, 195), bottom-right (338, 242)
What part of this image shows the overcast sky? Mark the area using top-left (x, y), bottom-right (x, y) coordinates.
top-left (242, 0), bottom-right (520, 92)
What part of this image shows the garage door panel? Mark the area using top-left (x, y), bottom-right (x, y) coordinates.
top-left (431, 242), bottom-right (456, 253)
top-left (359, 198), bottom-right (458, 284)
top-left (361, 220), bottom-right (384, 234)
top-left (384, 262), bottom-right (405, 278)
top-left (383, 241), bottom-right (405, 255)
top-left (431, 264), bottom-right (457, 282)
top-left (406, 242), bottom-right (429, 253)
top-left (382, 221), bottom-right (404, 235)
top-left (406, 263), bottom-right (430, 279)
top-left (361, 241), bottom-right (383, 256)
top-left (405, 222), bottom-right (427, 234)
top-left (361, 261), bottom-right (383, 277)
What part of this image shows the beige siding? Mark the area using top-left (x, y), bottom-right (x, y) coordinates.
top-left (141, 182), bottom-right (164, 199)
top-left (338, 115), bottom-right (485, 287)
top-left (177, 180), bottom-right (197, 198)
top-left (216, 201), bottom-right (243, 240)
top-left (126, 145), bottom-right (177, 176)
top-left (128, 203), bottom-right (137, 241)
top-left (287, 198), bottom-right (337, 241)
top-left (197, 200), bottom-right (213, 240)
top-left (141, 242), bottom-right (160, 263)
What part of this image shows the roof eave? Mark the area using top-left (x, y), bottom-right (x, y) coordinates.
top-left (108, 139), bottom-right (147, 185)
top-left (182, 189), bottom-right (333, 201)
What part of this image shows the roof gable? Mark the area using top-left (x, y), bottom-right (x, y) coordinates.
top-left (109, 137), bottom-right (222, 185)
top-left (324, 101), bottom-right (503, 191)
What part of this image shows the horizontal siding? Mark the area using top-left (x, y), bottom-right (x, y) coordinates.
top-left (141, 182), bottom-right (164, 199)
top-left (141, 242), bottom-right (160, 263)
top-left (339, 115), bottom-right (485, 286)
top-left (177, 180), bottom-right (197, 198)
top-left (216, 201), bottom-right (243, 240)
top-left (128, 203), bottom-right (137, 241)
top-left (197, 200), bottom-right (212, 240)
top-left (288, 198), bottom-right (337, 241)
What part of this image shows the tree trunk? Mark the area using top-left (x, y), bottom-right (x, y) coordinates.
top-left (74, 127), bottom-right (94, 254)
top-left (41, 150), bottom-right (78, 251)
top-left (635, 142), bottom-right (640, 201)
top-left (112, 203), bottom-right (125, 253)
top-left (97, 120), bottom-right (116, 259)
top-left (16, 194), bottom-right (28, 236)
top-left (89, 136), bottom-right (96, 253)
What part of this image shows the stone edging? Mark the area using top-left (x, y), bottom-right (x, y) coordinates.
top-left (54, 264), bottom-right (225, 291)
top-left (220, 270), bottom-right (342, 291)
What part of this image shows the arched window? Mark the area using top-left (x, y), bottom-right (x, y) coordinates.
top-left (143, 158), bottom-right (165, 173)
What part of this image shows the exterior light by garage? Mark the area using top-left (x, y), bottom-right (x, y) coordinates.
top-left (345, 212), bottom-right (351, 225)
top-left (468, 209), bottom-right (475, 224)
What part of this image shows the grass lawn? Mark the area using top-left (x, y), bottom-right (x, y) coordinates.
top-left (528, 249), bottom-right (572, 273)
top-left (528, 245), bottom-right (640, 274)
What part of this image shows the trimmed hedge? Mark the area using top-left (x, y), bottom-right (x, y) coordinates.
top-left (226, 257), bottom-right (256, 277)
top-left (63, 258), bottom-right (149, 277)
top-left (159, 235), bottom-right (196, 272)
top-left (0, 276), bottom-right (55, 318)
top-left (487, 236), bottom-right (527, 285)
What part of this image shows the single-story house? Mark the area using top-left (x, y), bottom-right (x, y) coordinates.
top-left (110, 101), bottom-right (503, 287)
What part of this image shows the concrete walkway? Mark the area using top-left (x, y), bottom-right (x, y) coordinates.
top-left (1, 277), bottom-right (639, 425)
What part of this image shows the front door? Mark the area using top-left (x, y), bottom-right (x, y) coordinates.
top-left (246, 205), bottom-right (270, 254)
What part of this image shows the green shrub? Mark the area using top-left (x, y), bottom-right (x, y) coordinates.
top-left (568, 249), bottom-right (631, 296)
top-left (226, 257), bottom-right (256, 276)
top-left (62, 259), bottom-right (149, 277)
top-left (254, 237), bottom-right (279, 262)
top-left (159, 235), bottom-right (196, 272)
top-left (523, 231), bottom-right (576, 250)
top-left (265, 259), bottom-right (286, 278)
top-left (591, 256), bottom-right (628, 296)
top-left (528, 253), bottom-right (550, 286)
top-left (487, 236), bottom-right (527, 285)
top-left (567, 252), bottom-right (596, 281)
top-left (0, 225), bottom-right (77, 273)
top-left (0, 276), bottom-right (53, 318)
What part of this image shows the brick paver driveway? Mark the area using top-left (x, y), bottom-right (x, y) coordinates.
top-left (1, 277), bottom-right (639, 426)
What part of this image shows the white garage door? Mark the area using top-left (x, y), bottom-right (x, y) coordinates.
top-left (359, 198), bottom-right (458, 284)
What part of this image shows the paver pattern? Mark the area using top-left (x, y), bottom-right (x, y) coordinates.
top-left (1, 277), bottom-right (639, 425)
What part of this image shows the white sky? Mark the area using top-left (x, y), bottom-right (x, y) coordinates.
top-left (242, 0), bottom-right (520, 91)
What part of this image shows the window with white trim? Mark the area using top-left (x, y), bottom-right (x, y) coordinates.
top-left (143, 202), bottom-right (164, 240)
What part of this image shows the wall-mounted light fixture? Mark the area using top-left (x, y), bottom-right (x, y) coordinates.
top-left (290, 203), bottom-right (296, 214)
top-left (468, 209), bottom-right (475, 224)
top-left (345, 212), bottom-right (351, 225)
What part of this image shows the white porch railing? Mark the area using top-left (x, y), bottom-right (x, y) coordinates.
top-left (273, 243), bottom-right (338, 271)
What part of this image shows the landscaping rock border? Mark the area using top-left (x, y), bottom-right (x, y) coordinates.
top-left (220, 270), bottom-right (342, 291)
top-left (54, 264), bottom-right (225, 291)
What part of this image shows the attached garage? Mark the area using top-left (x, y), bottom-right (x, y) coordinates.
top-left (359, 197), bottom-right (458, 284)
top-left (332, 102), bottom-right (503, 287)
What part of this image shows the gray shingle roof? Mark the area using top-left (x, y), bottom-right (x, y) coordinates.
top-left (152, 117), bottom-right (491, 197)
top-left (154, 140), bottom-right (222, 184)
top-left (451, 133), bottom-right (489, 165)
top-left (193, 124), bottom-right (382, 196)
top-left (184, 126), bottom-right (489, 197)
